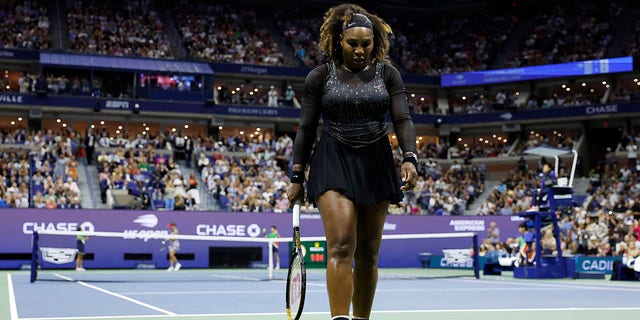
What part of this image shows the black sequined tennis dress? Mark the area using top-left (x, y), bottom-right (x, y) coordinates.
top-left (304, 62), bottom-right (404, 205)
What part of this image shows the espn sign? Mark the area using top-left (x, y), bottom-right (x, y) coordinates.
top-left (105, 100), bottom-right (130, 109)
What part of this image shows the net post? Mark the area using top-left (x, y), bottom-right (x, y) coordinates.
top-left (268, 240), bottom-right (274, 280)
top-left (30, 231), bottom-right (39, 283)
top-left (472, 233), bottom-right (479, 279)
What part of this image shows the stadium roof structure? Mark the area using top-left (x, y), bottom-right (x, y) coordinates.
top-left (40, 52), bottom-right (214, 75)
top-left (523, 146), bottom-right (573, 158)
top-left (524, 146), bottom-right (578, 188)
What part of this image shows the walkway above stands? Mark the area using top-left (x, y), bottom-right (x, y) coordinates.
top-left (40, 52), bottom-right (213, 75)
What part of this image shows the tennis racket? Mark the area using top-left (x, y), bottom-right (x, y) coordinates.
top-left (286, 203), bottom-right (306, 320)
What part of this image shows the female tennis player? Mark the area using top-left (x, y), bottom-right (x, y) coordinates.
top-left (75, 227), bottom-right (88, 271)
top-left (166, 223), bottom-right (182, 271)
top-left (287, 4), bottom-right (418, 319)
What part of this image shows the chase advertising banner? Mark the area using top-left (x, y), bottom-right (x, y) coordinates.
top-left (1, 209), bottom-right (519, 269)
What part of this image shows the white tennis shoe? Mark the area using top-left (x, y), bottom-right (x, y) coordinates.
top-left (175, 263), bottom-right (182, 271)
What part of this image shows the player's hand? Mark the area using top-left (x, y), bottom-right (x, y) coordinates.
top-left (400, 162), bottom-right (418, 191)
top-left (287, 183), bottom-right (304, 208)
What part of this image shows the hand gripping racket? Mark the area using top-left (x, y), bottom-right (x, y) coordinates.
top-left (286, 203), bottom-right (306, 320)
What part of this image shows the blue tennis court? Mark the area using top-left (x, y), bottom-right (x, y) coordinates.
top-left (3, 268), bottom-right (640, 320)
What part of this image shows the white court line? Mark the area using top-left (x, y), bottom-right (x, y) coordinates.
top-left (121, 289), bottom-right (327, 295)
top-left (451, 277), bottom-right (640, 292)
top-left (16, 307), bottom-right (640, 320)
top-left (16, 312), bottom-right (299, 320)
top-left (209, 274), bottom-right (263, 281)
top-left (271, 279), bottom-right (327, 288)
top-left (210, 274), bottom-right (327, 287)
top-left (120, 282), bottom-right (640, 296)
top-left (120, 286), bottom-right (562, 296)
top-left (370, 307), bottom-right (640, 314)
top-left (7, 274), bottom-right (18, 320)
top-left (53, 273), bottom-right (177, 316)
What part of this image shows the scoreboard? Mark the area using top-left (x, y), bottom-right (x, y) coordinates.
top-left (290, 240), bottom-right (327, 268)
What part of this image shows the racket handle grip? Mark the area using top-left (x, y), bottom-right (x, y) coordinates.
top-left (293, 203), bottom-right (300, 227)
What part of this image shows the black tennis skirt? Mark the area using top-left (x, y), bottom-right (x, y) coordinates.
top-left (76, 241), bottom-right (85, 254)
top-left (306, 133), bottom-right (403, 205)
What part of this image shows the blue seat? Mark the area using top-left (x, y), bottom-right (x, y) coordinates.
top-left (32, 184), bottom-right (44, 195)
top-left (219, 195), bottom-right (230, 211)
top-left (153, 200), bottom-right (165, 209)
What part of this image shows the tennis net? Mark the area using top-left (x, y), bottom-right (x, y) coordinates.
top-left (287, 232), bottom-right (480, 280)
top-left (30, 229), bottom-right (479, 283)
top-left (30, 229), bottom-right (282, 282)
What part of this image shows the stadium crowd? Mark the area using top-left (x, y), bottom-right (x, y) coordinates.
top-left (0, 0), bottom-right (632, 76)
top-left (0, 0), bottom-right (51, 50)
top-left (0, 0), bottom-right (633, 119)
top-left (503, 1), bottom-right (622, 68)
top-left (67, 0), bottom-right (173, 58)
top-left (0, 128), bottom-right (82, 209)
top-left (473, 129), bottom-right (640, 262)
top-left (173, 1), bottom-right (285, 65)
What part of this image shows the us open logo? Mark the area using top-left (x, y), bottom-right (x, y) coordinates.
top-left (133, 214), bottom-right (159, 228)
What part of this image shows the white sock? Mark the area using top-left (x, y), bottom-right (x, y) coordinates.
top-left (332, 316), bottom-right (349, 320)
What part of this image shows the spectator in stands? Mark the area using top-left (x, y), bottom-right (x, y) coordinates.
top-left (84, 127), bottom-right (97, 165)
top-left (197, 152), bottom-right (210, 173)
top-left (98, 132), bottom-right (111, 148)
top-left (44, 196), bottom-right (57, 209)
top-left (52, 151), bottom-right (68, 181)
top-left (184, 137), bottom-right (194, 168)
top-left (284, 85), bottom-right (296, 107)
top-left (97, 150), bottom-right (109, 165)
top-left (164, 179), bottom-right (176, 210)
top-left (286, 5), bottom-right (418, 319)
top-left (0, 192), bottom-right (10, 208)
top-left (174, 194), bottom-right (186, 211)
top-left (32, 190), bottom-right (46, 209)
top-left (487, 221), bottom-right (500, 245)
top-left (187, 173), bottom-right (198, 191)
top-left (152, 186), bottom-right (163, 202)
top-left (517, 157), bottom-right (527, 175)
top-left (540, 228), bottom-right (557, 255)
top-left (267, 85), bottom-right (279, 107)
top-left (624, 141), bottom-right (638, 171)
top-left (184, 193), bottom-right (197, 211)
top-left (69, 196), bottom-right (82, 209)
top-left (605, 147), bottom-right (617, 164)
top-left (14, 192), bottom-right (28, 208)
top-left (57, 196), bottom-right (70, 209)
top-left (172, 134), bottom-right (186, 161)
